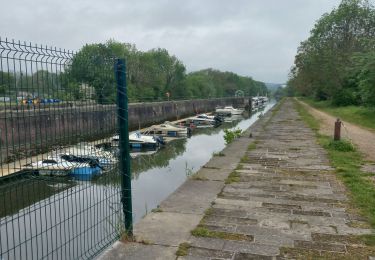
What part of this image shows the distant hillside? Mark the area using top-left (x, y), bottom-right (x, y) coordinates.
top-left (265, 83), bottom-right (283, 92)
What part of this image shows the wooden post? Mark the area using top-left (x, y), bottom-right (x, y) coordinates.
top-left (334, 118), bottom-right (341, 141)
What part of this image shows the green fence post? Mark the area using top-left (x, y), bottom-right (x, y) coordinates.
top-left (115, 58), bottom-right (133, 236)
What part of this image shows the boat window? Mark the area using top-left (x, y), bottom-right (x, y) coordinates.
top-left (42, 159), bottom-right (57, 164)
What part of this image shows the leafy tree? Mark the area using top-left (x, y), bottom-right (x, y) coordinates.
top-left (66, 40), bottom-right (267, 103)
top-left (353, 48), bottom-right (375, 106)
top-left (0, 71), bottom-right (15, 95)
top-left (288, 0), bottom-right (375, 106)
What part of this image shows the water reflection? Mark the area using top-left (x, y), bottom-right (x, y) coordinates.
top-left (0, 102), bottom-right (274, 259)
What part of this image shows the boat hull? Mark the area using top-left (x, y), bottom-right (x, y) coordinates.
top-left (71, 166), bottom-right (102, 181)
top-left (38, 169), bottom-right (71, 176)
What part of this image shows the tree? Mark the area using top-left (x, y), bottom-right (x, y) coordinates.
top-left (353, 49), bottom-right (375, 106)
top-left (0, 71), bottom-right (15, 95)
top-left (288, 0), bottom-right (375, 106)
top-left (67, 40), bottom-right (267, 103)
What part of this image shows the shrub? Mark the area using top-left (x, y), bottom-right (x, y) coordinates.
top-left (326, 139), bottom-right (355, 152)
top-left (224, 128), bottom-right (242, 144)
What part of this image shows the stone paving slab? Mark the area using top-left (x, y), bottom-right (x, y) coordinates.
top-left (159, 179), bottom-right (224, 214)
top-left (193, 167), bottom-right (229, 181)
top-left (133, 212), bottom-right (203, 247)
top-left (99, 99), bottom-right (375, 259)
top-left (183, 99), bottom-right (375, 260)
top-left (99, 242), bottom-right (177, 260)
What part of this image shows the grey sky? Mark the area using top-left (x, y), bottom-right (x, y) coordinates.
top-left (1, 0), bottom-right (345, 83)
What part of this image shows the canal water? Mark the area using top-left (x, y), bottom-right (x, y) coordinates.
top-left (0, 102), bottom-right (274, 260)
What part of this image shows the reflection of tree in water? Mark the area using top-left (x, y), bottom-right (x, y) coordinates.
top-left (191, 116), bottom-right (247, 136)
top-left (131, 138), bottom-right (187, 179)
top-left (94, 138), bottom-right (187, 185)
top-left (0, 175), bottom-right (75, 218)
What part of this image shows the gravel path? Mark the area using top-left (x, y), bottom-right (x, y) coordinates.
top-left (298, 100), bottom-right (375, 162)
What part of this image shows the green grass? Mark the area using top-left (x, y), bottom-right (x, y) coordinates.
top-left (191, 227), bottom-right (251, 241)
top-left (151, 207), bottom-right (163, 213)
top-left (190, 174), bottom-right (208, 181)
top-left (326, 139), bottom-right (355, 152)
top-left (176, 242), bottom-right (191, 256)
top-left (247, 142), bottom-right (257, 151)
top-left (301, 98), bottom-right (375, 131)
top-left (294, 99), bottom-right (375, 228)
top-left (213, 151), bottom-right (225, 157)
top-left (225, 171), bottom-right (240, 184)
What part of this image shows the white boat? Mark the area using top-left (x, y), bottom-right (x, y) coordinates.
top-left (112, 132), bottom-right (164, 148)
top-left (259, 96), bottom-right (269, 105)
top-left (64, 144), bottom-right (117, 169)
top-left (186, 114), bottom-right (222, 128)
top-left (215, 106), bottom-right (244, 116)
top-left (252, 97), bottom-right (260, 108)
top-left (252, 96), bottom-right (268, 108)
top-left (144, 121), bottom-right (189, 137)
top-left (24, 154), bottom-right (100, 177)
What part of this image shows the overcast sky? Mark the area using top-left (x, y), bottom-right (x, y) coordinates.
top-left (1, 0), bottom-right (347, 83)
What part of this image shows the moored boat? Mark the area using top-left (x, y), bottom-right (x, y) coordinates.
top-left (186, 114), bottom-right (223, 128)
top-left (64, 144), bottom-right (117, 169)
top-left (143, 121), bottom-right (190, 137)
top-left (215, 106), bottom-right (244, 116)
top-left (112, 132), bottom-right (165, 149)
top-left (24, 154), bottom-right (102, 178)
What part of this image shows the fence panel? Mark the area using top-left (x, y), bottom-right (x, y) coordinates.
top-left (0, 38), bottom-right (124, 260)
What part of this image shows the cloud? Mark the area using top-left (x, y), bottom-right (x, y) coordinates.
top-left (1, 0), bottom-right (349, 82)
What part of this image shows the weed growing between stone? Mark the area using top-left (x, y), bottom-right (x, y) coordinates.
top-left (247, 142), bottom-right (257, 151)
top-left (176, 242), bottom-right (191, 256)
top-left (225, 171), bottom-right (240, 184)
top-left (190, 174), bottom-right (208, 181)
top-left (213, 151), bottom-right (226, 157)
top-left (191, 227), bottom-right (252, 241)
top-left (151, 207), bottom-right (163, 213)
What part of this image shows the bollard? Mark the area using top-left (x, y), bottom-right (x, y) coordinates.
top-left (334, 118), bottom-right (341, 141)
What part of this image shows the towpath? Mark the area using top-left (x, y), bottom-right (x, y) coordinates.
top-left (297, 99), bottom-right (375, 162)
top-left (100, 98), bottom-right (375, 259)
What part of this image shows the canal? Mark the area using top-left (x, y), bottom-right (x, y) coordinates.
top-left (0, 102), bottom-right (274, 260)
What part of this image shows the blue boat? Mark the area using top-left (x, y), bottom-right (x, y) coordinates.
top-left (71, 166), bottom-right (102, 181)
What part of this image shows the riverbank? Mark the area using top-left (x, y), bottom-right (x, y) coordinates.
top-left (100, 98), bottom-right (375, 259)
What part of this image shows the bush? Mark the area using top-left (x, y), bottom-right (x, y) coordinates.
top-left (224, 128), bottom-right (242, 144)
top-left (331, 88), bottom-right (359, 106)
top-left (326, 139), bottom-right (355, 152)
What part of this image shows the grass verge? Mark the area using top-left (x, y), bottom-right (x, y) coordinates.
top-left (294, 99), bottom-right (375, 228)
top-left (301, 98), bottom-right (375, 131)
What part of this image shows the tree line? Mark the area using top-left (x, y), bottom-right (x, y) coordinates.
top-left (286, 0), bottom-right (375, 107)
top-left (67, 40), bottom-right (268, 103)
top-left (0, 40), bottom-right (267, 104)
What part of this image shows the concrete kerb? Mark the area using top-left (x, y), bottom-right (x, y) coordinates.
top-left (98, 108), bottom-right (274, 260)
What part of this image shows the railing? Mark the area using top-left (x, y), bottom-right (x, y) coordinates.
top-left (0, 38), bottom-right (124, 260)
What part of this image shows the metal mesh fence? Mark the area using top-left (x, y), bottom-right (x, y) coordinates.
top-left (0, 38), bottom-right (125, 260)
